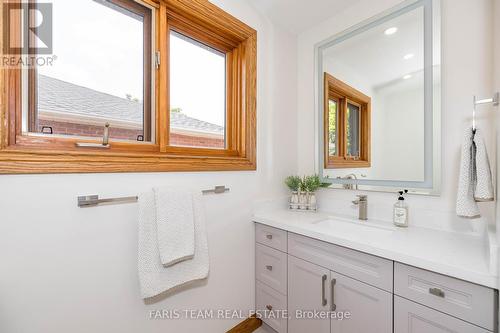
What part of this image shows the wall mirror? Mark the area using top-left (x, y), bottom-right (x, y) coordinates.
top-left (316, 0), bottom-right (441, 194)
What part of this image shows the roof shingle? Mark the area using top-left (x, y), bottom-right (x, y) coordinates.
top-left (38, 75), bottom-right (224, 135)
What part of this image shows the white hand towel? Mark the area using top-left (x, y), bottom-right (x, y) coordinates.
top-left (456, 128), bottom-right (494, 218)
top-left (153, 188), bottom-right (194, 267)
top-left (138, 192), bottom-right (209, 299)
top-left (473, 129), bottom-right (494, 202)
top-left (456, 128), bottom-right (479, 217)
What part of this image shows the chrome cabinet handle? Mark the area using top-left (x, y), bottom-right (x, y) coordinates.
top-left (266, 265), bottom-right (273, 271)
top-left (321, 274), bottom-right (327, 306)
top-left (266, 305), bottom-right (273, 311)
top-left (266, 234), bottom-right (273, 240)
top-left (429, 287), bottom-right (445, 298)
top-left (331, 278), bottom-right (337, 311)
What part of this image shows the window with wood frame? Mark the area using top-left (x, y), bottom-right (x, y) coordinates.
top-left (0, 0), bottom-right (257, 174)
top-left (324, 73), bottom-right (371, 169)
top-left (31, 0), bottom-right (153, 143)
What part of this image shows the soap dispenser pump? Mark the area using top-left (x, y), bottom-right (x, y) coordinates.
top-left (393, 190), bottom-right (409, 227)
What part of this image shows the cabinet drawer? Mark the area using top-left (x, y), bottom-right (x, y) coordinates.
top-left (288, 233), bottom-right (393, 292)
top-left (394, 296), bottom-right (490, 333)
top-left (256, 224), bottom-right (287, 252)
top-left (256, 243), bottom-right (287, 295)
top-left (394, 263), bottom-right (496, 331)
top-left (256, 281), bottom-right (288, 333)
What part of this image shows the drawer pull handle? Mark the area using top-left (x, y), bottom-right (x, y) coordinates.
top-left (321, 274), bottom-right (328, 306)
top-left (331, 278), bottom-right (337, 311)
top-left (266, 234), bottom-right (273, 240)
top-left (429, 287), bottom-right (445, 298)
top-left (266, 265), bottom-right (273, 271)
top-left (266, 305), bottom-right (273, 311)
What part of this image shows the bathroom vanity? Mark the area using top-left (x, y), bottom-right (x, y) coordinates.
top-left (253, 210), bottom-right (498, 333)
top-left (254, 0), bottom-right (499, 331)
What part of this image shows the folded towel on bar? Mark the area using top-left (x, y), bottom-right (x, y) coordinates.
top-left (138, 191), bottom-right (209, 299)
top-left (456, 128), bottom-right (494, 218)
top-left (153, 188), bottom-right (195, 267)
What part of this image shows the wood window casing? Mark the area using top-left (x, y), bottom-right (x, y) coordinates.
top-left (324, 72), bottom-right (371, 169)
top-left (0, 0), bottom-right (257, 174)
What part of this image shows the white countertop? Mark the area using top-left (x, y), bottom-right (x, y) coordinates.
top-left (253, 209), bottom-right (499, 289)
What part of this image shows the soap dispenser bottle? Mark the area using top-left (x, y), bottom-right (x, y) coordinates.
top-left (393, 190), bottom-right (409, 227)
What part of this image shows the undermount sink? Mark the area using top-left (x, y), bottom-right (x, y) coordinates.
top-left (312, 216), bottom-right (395, 238)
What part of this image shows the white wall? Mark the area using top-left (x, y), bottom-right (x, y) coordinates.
top-left (494, 0), bottom-right (500, 250)
top-left (325, 57), bottom-right (374, 97)
top-left (371, 80), bottom-right (425, 181)
top-left (0, 1), bottom-right (298, 332)
top-left (298, 0), bottom-right (495, 233)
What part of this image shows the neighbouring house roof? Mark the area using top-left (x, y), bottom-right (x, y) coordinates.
top-left (38, 75), bottom-right (224, 136)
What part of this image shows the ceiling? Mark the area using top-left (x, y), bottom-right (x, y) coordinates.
top-left (248, 0), bottom-right (361, 34)
top-left (323, 7), bottom-right (425, 89)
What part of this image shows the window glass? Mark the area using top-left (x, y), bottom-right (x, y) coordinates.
top-left (328, 99), bottom-right (338, 156)
top-left (346, 102), bottom-right (360, 157)
top-left (34, 0), bottom-right (150, 142)
top-left (169, 31), bottom-right (226, 149)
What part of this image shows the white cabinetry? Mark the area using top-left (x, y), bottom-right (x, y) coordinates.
top-left (254, 223), bottom-right (497, 333)
top-left (288, 256), bottom-right (330, 333)
top-left (394, 296), bottom-right (490, 333)
top-left (330, 271), bottom-right (392, 333)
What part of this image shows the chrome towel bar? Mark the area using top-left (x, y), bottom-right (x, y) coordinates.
top-left (472, 92), bottom-right (499, 130)
top-left (77, 186), bottom-right (230, 208)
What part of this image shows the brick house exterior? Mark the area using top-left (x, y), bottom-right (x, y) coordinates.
top-left (37, 75), bottom-right (225, 148)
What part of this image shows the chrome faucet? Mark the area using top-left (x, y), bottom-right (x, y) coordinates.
top-left (338, 173), bottom-right (358, 190)
top-left (352, 195), bottom-right (368, 220)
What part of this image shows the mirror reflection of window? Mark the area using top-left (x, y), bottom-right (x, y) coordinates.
top-left (328, 99), bottom-right (338, 156)
top-left (321, 5), bottom-right (430, 183)
top-left (346, 102), bottom-right (360, 158)
top-left (324, 73), bottom-right (370, 169)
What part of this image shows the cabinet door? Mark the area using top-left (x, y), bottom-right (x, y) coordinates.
top-left (288, 255), bottom-right (330, 333)
top-left (394, 296), bottom-right (490, 333)
top-left (330, 272), bottom-right (392, 333)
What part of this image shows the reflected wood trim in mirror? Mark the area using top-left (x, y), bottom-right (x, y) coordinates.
top-left (324, 73), bottom-right (371, 169)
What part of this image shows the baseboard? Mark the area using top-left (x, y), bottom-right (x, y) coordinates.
top-left (226, 316), bottom-right (262, 333)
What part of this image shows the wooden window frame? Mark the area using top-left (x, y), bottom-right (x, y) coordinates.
top-left (0, 0), bottom-right (257, 174)
top-left (27, 0), bottom-right (153, 141)
top-left (324, 72), bottom-right (371, 169)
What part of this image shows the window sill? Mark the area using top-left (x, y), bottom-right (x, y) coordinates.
top-left (0, 146), bottom-right (256, 174)
top-left (325, 158), bottom-right (371, 169)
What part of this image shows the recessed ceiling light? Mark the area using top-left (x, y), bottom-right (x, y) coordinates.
top-left (384, 27), bottom-right (398, 35)
top-left (403, 53), bottom-right (414, 60)
top-left (403, 74), bottom-right (412, 80)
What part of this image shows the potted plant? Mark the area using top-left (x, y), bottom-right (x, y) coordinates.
top-left (285, 176), bottom-right (301, 209)
top-left (285, 175), bottom-right (330, 210)
top-left (302, 175), bottom-right (322, 210)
